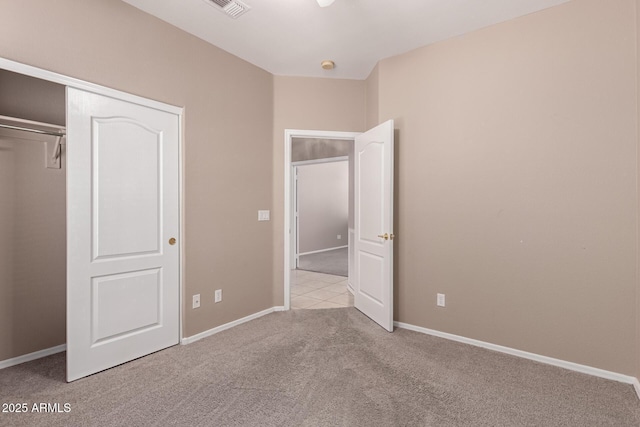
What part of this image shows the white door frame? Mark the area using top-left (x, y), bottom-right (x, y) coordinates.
top-left (291, 156), bottom-right (349, 269)
top-left (0, 57), bottom-right (185, 342)
top-left (284, 129), bottom-right (359, 310)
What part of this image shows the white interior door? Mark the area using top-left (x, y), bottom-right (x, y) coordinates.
top-left (354, 120), bottom-right (394, 332)
top-left (66, 87), bottom-right (180, 381)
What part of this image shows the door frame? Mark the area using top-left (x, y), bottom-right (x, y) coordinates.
top-left (0, 57), bottom-right (185, 343)
top-left (283, 129), bottom-right (359, 310)
top-left (292, 156), bottom-right (349, 269)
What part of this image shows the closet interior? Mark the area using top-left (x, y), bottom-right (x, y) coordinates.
top-left (0, 69), bottom-right (66, 363)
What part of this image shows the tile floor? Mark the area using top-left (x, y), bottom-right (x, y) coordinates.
top-left (291, 269), bottom-right (354, 309)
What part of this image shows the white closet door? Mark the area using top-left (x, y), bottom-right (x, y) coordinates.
top-left (66, 87), bottom-right (180, 381)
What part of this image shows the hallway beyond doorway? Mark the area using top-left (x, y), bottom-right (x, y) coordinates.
top-left (290, 270), bottom-right (353, 309)
top-left (298, 247), bottom-right (347, 277)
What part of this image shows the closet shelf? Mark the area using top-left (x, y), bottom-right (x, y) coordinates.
top-left (0, 115), bottom-right (65, 138)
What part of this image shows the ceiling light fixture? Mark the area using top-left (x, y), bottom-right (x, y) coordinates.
top-left (321, 60), bottom-right (335, 70)
top-left (316, 0), bottom-right (335, 7)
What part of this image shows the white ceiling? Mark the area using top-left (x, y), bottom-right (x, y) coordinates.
top-left (123, 0), bottom-right (570, 80)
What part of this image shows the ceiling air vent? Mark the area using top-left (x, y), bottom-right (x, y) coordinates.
top-left (205, 0), bottom-right (251, 19)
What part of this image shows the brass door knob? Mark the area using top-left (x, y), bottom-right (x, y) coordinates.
top-left (377, 233), bottom-right (389, 240)
top-left (169, 238), bottom-right (177, 245)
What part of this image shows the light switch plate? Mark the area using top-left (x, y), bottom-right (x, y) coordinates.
top-left (258, 210), bottom-right (270, 221)
top-left (192, 294), bottom-right (201, 309)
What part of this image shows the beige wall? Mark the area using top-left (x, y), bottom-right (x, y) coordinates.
top-left (0, 72), bottom-right (66, 361)
top-left (0, 133), bottom-right (66, 361)
top-left (272, 76), bottom-right (366, 306)
top-left (291, 138), bottom-right (351, 162)
top-left (371, 0), bottom-right (637, 375)
top-left (636, 0), bottom-right (640, 382)
top-left (0, 70), bottom-right (65, 126)
top-left (365, 64), bottom-right (379, 129)
top-left (0, 0), bottom-right (274, 345)
top-left (297, 161), bottom-right (349, 254)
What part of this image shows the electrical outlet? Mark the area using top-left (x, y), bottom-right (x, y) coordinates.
top-left (337, 234), bottom-right (342, 240)
top-left (192, 294), bottom-right (201, 309)
top-left (437, 293), bottom-right (445, 307)
top-left (258, 210), bottom-right (270, 221)
top-left (214, 289), bottom-right (222, 303)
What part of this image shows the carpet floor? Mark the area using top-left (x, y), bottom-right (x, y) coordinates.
top-left (298, 247), bottom-right (348, 277)
top-left (1, 308), bottom-right (639, 426)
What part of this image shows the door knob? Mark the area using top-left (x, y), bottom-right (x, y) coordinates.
top-left (377, 233), bottom-right (395, 241)
top-left (169, 237), bottom-right (176, 245)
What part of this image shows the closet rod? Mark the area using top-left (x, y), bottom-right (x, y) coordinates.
top-left (0, 123), bottom-right (65, 138)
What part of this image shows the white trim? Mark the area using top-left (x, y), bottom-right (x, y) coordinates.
top-left (348, 227), bottom-right (354, 288)
top-left (0, 344), bottom-right (66, 370)
top-left (298, 245), bottom-right (348, 257)
top-left (0, 58), bottom-right (182, 114)
top-left (292, 156), bottom-right (349, 167)
top-left (284, 129), bottom-right (360, 311)
top-left (292, 165), bottom-right (299, 269)
top-left (178, 109), bottom-right (185, 343)
top-left (395, 321), bottom-right (640, 394)
top-left (633, 378), bottom-right (640, 400)
top-left (181, 307), bottom-right (282, 345)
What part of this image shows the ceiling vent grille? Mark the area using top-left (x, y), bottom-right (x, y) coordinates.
top-left (205, 0), bottom-right (251, 19)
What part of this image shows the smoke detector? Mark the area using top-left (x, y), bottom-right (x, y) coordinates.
top-left (204, 0), bottom-right (251, 19)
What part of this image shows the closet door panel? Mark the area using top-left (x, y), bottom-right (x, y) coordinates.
top-left (67, 87), bottom-right (180, 382)
top-left (93, 118), bottom-right (161, 259)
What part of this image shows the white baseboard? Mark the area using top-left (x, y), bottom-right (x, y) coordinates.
top-left (0, 344), bottom-right (66, 370)
top-left (633, 377), bottom-right (640, 401)
top-left (2, 307), bottom-right (286, 368)
top-left (394, 321), bottom-right (640, 400)
top-left (298, 245), bottom-right (348, 257)
top-left (181, 306), bottom-right (282, 345)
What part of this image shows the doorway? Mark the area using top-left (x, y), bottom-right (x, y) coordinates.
top-left (293, 157), bottom-right (349, 276)
top-left (0, 70), bottom-right (67, 367)
top-left (284, 121), bottom-right (395, 330)
top-left (283, 130), bottom-right (360, 311)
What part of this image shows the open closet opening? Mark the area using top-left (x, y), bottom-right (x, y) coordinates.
top-left (0, 69), bottom-right (67, 364)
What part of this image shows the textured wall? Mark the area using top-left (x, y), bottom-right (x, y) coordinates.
top-left (297, 161), bottom-right (348, 254)
top-left (0, 133), bottom-right (66, 361)
top-left (0, 70), bottom-right (65, 126)
top-left (0, 0), bottom-right (274, 346)
top-left (272, 76), bottom-right (366, 306)
top-left (371, 0), bottom-right (637, 375)
top-left (291, 138), bottom-right (350, 162)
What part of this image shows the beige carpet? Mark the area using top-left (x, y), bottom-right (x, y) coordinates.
top-left (1, 308), bottom-right (639, 426)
